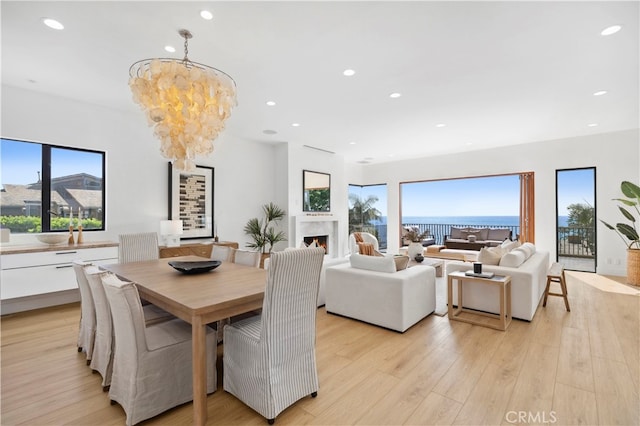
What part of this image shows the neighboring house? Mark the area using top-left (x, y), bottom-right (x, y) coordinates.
top-left (0, 184), bottom-right (68, 217)
top-left (0, 173), bottom-right (102, 219)
top-left (67, 189), bottom-right (103, 219)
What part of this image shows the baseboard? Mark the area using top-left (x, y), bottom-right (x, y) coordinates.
top-left (1, 289), bottom-right (80, 315)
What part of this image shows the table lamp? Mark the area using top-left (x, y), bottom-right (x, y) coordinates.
top-left (160, 220), bottom-right (183, 247)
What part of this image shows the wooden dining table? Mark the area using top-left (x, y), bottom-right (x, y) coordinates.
top-left (101, 256), bottom-right (267, 426)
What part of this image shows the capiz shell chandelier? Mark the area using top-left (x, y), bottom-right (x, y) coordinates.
top-left (129, 29), bottom-right (237, 171)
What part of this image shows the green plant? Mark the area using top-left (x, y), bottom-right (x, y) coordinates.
top-left (403, 226), bottom-right (430, 243)
top-left (348, 194), bottom-right (382, 234)
top-left (243, 202), bottom-right (287, 253)
top-left (600, 181), bottom-right (640, 249)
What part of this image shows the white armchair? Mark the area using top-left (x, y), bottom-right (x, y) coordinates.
top-left (348, 232), bottom-right (379, 254)
top-left (325, 254), bottom-right (436, 332)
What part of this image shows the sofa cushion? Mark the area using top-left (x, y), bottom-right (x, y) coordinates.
top-left (487, 228), bottom-right (511, 241)
top-left (499, 249), bottom-right (526, 267)
top-left (477, 246), bottom-right (503, 265)
top-left (521, 242), bottom-right (536, 257)
top-left (393, 255), bottom-right (410, 271)
top-left (349, 254), bottom-right (396, 273)
top-left (450, 226), bottom-right (467, 239)
top-left (501, 239), bottom-right (521, 252)
top-left (469, 227), bottom-right (489, 240)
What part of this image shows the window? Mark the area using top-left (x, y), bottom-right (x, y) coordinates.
top-left (348, 184), bottom-right (387, 250)
top-left (0, 138), bottom-right (106, 233)
top-left (400, 174), bottom-right (525, 245)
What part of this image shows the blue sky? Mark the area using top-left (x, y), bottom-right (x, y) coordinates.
top-left (557, 168), bottom-right (595, 215)
top-left (401, 175), bottom-right (521, 216)
top-left (1, 138), bottom-right (103, 186)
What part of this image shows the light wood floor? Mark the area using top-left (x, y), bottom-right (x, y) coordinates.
top-left (1, 272), bottom-right (639, 425)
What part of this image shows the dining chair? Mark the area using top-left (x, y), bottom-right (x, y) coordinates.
top-left (118, 232), bottom-right (159, 263)
top-left (101, 272), bottom-right (217, 426)
top-left (84, 265), bottom-right (175, 391)
top-left (223, 247), bottom-right (325, 424)
top-left (231, 248), bottom-right (261, 268)
top-left (211, 244), bottom-right (232, 262)
top-left (72, 260), bottom-right (95, 364)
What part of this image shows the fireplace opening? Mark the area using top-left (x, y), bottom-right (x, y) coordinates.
top-left (303, 235), bottom-right (328, 254)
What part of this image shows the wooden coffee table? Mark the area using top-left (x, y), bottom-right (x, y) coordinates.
top-left (447, 270), bottom-right (512, 330)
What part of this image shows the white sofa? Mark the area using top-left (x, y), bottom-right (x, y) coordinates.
top-left (325, 254), bottom-right (436, 332)
top-left (317, 256), bottom-right (349, 306)
top-left (445, 247), bottom-right (550, 321)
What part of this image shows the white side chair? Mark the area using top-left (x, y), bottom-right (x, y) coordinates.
top-left (348, 232), bottom-right (379, 254)
top-left (231, 248), bottom-right (261, 268)
top-left (223, 247), bottom-right (325, 424)
top-left (211, 245), bottom-right (232, 262)
top-left (118, 232), bottom-right (159, 263)
top-left (85, 265), bottom-right (175, 392)
top-left (101, 272), bottom-right (217, 426)
top-left (73, 260), bottom-right (95, 364)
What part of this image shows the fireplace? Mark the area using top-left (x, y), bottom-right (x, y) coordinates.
top-left (303, 235), bottom-right (328, 254)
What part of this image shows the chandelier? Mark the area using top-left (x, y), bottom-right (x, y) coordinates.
top-left (129, 29), bottom-right (237, 171)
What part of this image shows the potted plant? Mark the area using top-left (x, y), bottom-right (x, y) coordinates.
top-left (244, 202), bottom-right (287, 267)
top-left (600, 180), bottom-right (640, 286)
top-left (403, 226), bottom-right (430, 260)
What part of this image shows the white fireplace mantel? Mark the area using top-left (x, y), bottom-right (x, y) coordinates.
top-left (294, 214), bottom-right (340, 258)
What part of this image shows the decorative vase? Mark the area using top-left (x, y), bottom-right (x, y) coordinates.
top-left (414, 253), bottom-right (424, 263)
top-left (260, 253), bottom-right (270, 269)
top-left (77, 225), bottom-right (83, 244)
top-left (408, 242), bottom-right (423, 260)
top-left (68, 225), bottom-right (75, 245)
top-left (628, 248), bottom-right (640, 286)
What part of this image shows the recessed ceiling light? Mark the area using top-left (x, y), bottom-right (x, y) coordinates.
top-left (292, 123), bottom-right (300, 127)
top-left (436, 123), bottom-right (446, 128)
top-left (164, 45), bottom-right (176, 53)
top-left (593, 90), bottom-right (607, 96)
top-left (389, 92), bottom-right (402, 98)
top-left (42, 18), bottom-right (64, 30)
top-left (343, 69), bottom-right (356, 77)
top-left (349, 141), bottom-right (356, 145)
top-left (266, 101), bottom-right (276, 106)
top-left (588, 123), bottom-right (599, 127)
top-left (200, 10), bottom-right (214, 20)
top-left (357, 160), bottom-right (371, 164)
top-left (263, 129), bottom-right (277, 135)
top-left (601, 25), bottom-right (622, 36)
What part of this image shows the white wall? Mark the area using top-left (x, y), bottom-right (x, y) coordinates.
top-left (285, 144), bottom-right (350, 256)
top-left (1, 85), bottom-right (278, 249)
top-left (356, 129), bottom-right (639, 277)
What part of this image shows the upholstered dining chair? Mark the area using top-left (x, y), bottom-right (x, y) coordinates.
top-left (101, 272), bottom-right (217, 426)
top-left (118, 232), bottom-right (159, 263)
top-left (211, 244), bottom-right (233, 262)
top-left (223, 247), bottom-right (325, 424)
top-left (84, 265), bottom-right (174, 391)
top-left (231, 248), bottom-right (261, 268)
top-left (73, 260), bottom-right (95, 364)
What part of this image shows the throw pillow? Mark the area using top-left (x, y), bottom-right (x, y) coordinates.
top-left (349, 254), bottom-right (396, 273)
top-left (393, 255), bottom-right (410, 271)
top-left (477, 247), bottom-right (502, 265)
top-left (499, 249), bottom-right (526, 267)
top-left (501, 239), bottom-right (521, 252)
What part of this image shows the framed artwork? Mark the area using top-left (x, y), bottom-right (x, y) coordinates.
top-left (168, 163), bottom-right (214, 239)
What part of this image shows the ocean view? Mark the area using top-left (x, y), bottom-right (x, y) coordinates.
top-left (373, 216), bottom-right (570, 227)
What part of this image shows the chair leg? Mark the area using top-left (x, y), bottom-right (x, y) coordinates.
top-left (102, 385), bottom-right (110, 392)
top-left (77, 347), bottom-right (83, 353)
top-left (110, 400), bottom-right (117, 406)
top-left (86, 360), bottom-right (91, 366)
top-left (267, 419), bottom-right (275, 425)
top-left (542, 277), bottom-right (551, 307)
top-left (311, 391), bottom-right (318, 398)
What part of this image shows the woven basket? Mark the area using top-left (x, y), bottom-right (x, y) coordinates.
top-left (628, 249), bottom-right (640, 286)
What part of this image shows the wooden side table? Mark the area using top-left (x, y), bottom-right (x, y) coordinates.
top-left (447, 270), bottom-right (512, 331)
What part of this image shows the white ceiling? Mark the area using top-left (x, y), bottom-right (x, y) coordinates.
top-left (2, 1), bottom-right (638, 164)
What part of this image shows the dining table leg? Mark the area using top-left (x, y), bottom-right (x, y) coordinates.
top-left (192, 316), bottom-right (207, 426)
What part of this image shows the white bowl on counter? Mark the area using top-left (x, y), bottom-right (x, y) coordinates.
top-left (36, 233), bottom-right (68, 245)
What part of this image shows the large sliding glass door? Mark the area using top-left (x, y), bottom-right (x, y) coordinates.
top-left (556, 167), bottom-right (596, 272)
